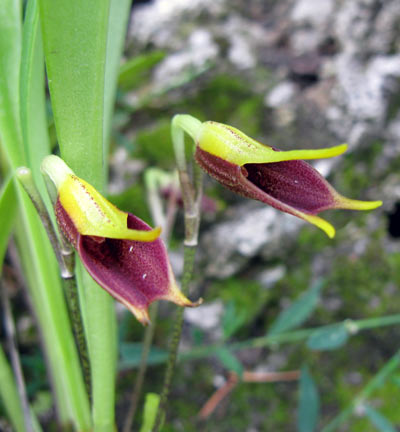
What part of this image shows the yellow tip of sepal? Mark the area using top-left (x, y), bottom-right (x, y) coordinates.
top-left (301, 213), bottom-right (336, 238)
top-left (336, 197), bottom-right (383, 211)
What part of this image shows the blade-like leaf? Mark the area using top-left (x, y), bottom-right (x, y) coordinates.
top-left (222, 300), bottom-right (247, 340)
top-left (0, 0), bottom-right (24, 168)
top-left (103, 0), bottom-right (132, 156)
top-left (139, 393), bottom-right (161, 432)
top-left (0, 177), bottom-right (17, 270)
top-left (307, 324), bottom-right (349, 351)
top-left (118, 51), bottom-right (166, 91)
top-left (298, 366), bottom-right (320, 432)
top-left (1, 0), bottom-right (91, 428)
top-left (38, 0), bottom-right (110, 188)
top-left (364, 405), bottom-right (397, 432)
top-left (268, 280), bottom-right (324, 336)
top-left (215, 347), bottom-right (244, 378)
top-left (0, 347), bottom-right (27, 432)
top-left (38, 0), bottom-right (130, 429)
top-left (20, 0), bottom-right (53, 207)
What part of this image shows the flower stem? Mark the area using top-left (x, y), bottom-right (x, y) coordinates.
top-left (123, 168), bottom-right (179, 431)
top-left (152, 245), bottom-right (197, 431)
top-left (16, 167), bottom-right (91, 398)
top-left (152, 116), bottom-right (203, 431)
top-left (122, 303), bottom-right (158, 432)
top-left (62, 275), bottom-right (91, 400)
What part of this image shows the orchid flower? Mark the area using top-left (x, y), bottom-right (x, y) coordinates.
top-left (41, 155), bottom-right (200, 324)
top-left (173, 115), bottom-right (382, 238)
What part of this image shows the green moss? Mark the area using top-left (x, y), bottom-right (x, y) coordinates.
top-left (334, 140), bottom-right (384, 198)
top-left (210, 277), bottom-right (270, 333)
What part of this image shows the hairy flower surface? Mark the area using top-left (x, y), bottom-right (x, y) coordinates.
top-left (42, 155), bottom-right (199, 324)
top-left (194, 121), bottom-right (382, 237)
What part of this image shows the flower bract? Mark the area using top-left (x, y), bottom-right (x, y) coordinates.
top-left (42, 155), bottom-right (200, 324)
top-left (194, 121), bottom-right (382, 238)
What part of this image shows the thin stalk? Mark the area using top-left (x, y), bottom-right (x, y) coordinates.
top-left (17, 167), bottom-right (91, 398)
top-left (180, 314), bottom-right (400, 361)
top-left (121, 313), bottom-right (400, 369)
top-left (152, 116), bottom-right (204, 430)
top-left (123, 169), bottom-right (179, 431)
top-left (122, 303), bottom-right (158, 432)
top-left (63, 275), bottom-right (92, 400)
top-left (1, 281), bottom-right (34, 432)
top-left (321, 350), bottom-right (400, 432)
top-left (16, 168), bottom-right (73, 276)
top-left (152, 245), bottom-right (197, 431)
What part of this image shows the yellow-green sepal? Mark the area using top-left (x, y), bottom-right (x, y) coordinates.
top-left (42, 155), bottom-right (161, 242)
top-left (198, 121), bottom-right (348, 165)
top-left (59, 175), bottom-right (161, 241)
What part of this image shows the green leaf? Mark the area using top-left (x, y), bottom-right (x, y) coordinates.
top-left (20, 0), bottom-right (52, 208)
top-left (0, 0), bottom-right (24, 168)
top-left (298, 366), bottom-right (320, 432)
top-left (38, 0), bottom-right (130, 429)
top-left (38, 0), bottom-right (110, 188)
top-left (118, 51), bottom-right (166, 91)
top-left (103, 0), bottom-right (132, 159)
top-left (2, 0), bottom-right (91, 428)
top-left (364, 405), bottom-right (397, 432)
top-left (19, 1), bottom-right (91, 427)
top-left (0, 177), bottom-right (17, 271)
top-left (119, 343), bottom-right (169, 369)
top-left (222, 300), bottom-right (247, 340)
top-left (215, 347), bottom-right (244, 378)
top-left (139, 393), bottom-right (161, 432)
top-left (268, 280), bottom-right (324, 336)
top-left (307, 324), bottom-right (349, 351)
top-left (0, 347), bottom-right (27, 432)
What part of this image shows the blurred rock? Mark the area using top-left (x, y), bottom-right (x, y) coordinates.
top-left (200, 203), bottom-right (301, 278)
top-left (184, 300), bottom-right (224, 334)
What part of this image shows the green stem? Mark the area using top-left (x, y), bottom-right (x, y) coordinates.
top-left (181, 314), bottom-right (400, 361)
top-left (63, 275), bottom-right (92, 400)
top-left (151, 116), bottom-right (204, 431)
top-left (321, 350), bottom-right (400, 432)
top-left (123, 169), bottom-right (179, 431)
top-left (122, 303), bottom-right (158, 432)
top-left (17, 167), bottom-right (91, 398)
top-left (171, 115), bottom-right (202, 172)
top-left (122, 313), bottom-right (400, 368)
top-left (152, 245), bottom-right (197, 431)
top-left (16, 167), bottom-right (73, 277)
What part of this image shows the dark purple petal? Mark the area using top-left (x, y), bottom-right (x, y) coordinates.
top-left (195, 146), bottom-right (338, 217)
top-left (56, 201), bottom-right (197, 324)
top-left (244, 160), bottom-right (337, 214)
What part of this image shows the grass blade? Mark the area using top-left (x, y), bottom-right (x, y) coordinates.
top-left (1, 0), bottom-right (91, 428)
top-left (38, 1), bottom-right (120, 429)
top-left (298, 366), bottom-right (320, 432)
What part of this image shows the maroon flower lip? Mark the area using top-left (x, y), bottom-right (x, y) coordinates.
top-left (195, 146), bottom-right (381, 238)
top-left (55, 198), bottom-right (200, 325)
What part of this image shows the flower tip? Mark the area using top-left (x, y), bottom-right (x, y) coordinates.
top-left (125, 302), bottom-right (151, 325)
top-left (188, 297), bottom-right (203, 307)
top-left (335, 143), bottom-right (348, 156)
top-left (336, 197), bottom-right (383, 211)
top-left (302, 213), bottom-right (336, 238)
